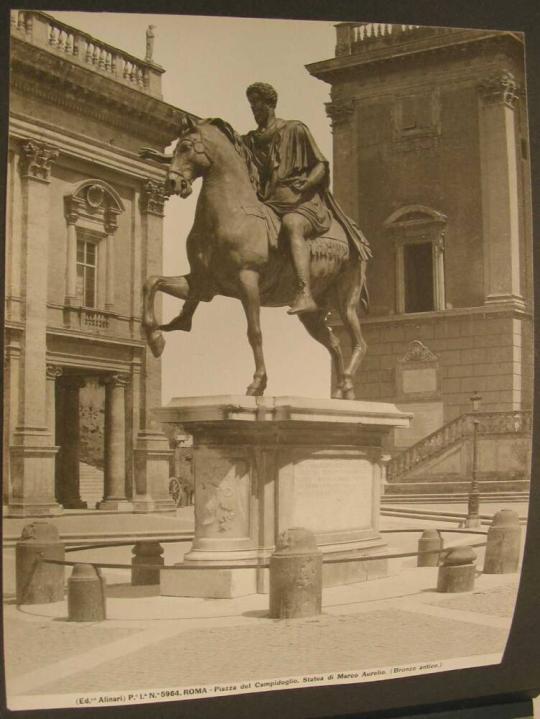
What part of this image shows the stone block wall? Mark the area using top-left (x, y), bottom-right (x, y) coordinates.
top-left (335, 307), bottom-right (532, 427)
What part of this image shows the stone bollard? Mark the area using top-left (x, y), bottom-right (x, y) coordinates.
top-left (16, 522), bottom-right (65, 605)
top-left (437, 546), bottom-right (477, 593)
top-left (483, 509), bottom-right (522, 574)
top-left (68, 564), bottom-right (106, 621)
top-left (269, 527), bottom-right (322, 619)
top-left (417, 529), bottom-right (443, 567)
top-left (131, 541), bottom-right (164, 585)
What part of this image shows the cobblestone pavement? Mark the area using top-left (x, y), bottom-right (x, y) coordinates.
top-left (2, 509), bottom-right (525, 710)
top-left (3, 566), bottom-right (519, 702)
top-left (24, 608), bottom-right (508, 696)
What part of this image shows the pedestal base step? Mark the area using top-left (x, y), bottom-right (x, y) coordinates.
top-left (161, 551), bottom-right (394, 599)
top-left (161, 567), bottom-right (258, 598)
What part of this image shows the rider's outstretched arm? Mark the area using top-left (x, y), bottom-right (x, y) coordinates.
top-left (139, 147), bottom-right (172, 165)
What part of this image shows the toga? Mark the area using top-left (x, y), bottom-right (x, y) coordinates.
top-left (242, 119), bottom-right (371, 261)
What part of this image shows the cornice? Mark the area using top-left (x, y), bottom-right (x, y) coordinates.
top-left (328, 303), bottom-right (532, 329)
top-left (9, 113), bottom-right (168, 183)
top-left (307, 30), bottom-right (523, 85)
top-left (11, 36), bottom-right (187, 148)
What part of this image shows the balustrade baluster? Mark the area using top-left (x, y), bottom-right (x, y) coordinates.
top-left (123, 60), bottom-right (130, 78)
top-left (49, 25), bottom-right (57, 45)
top-left (73, 34), bottom-right (79, 56)
top-left (65, 33), bottom-right (73, 54)
top-left (25, 12), bottom-right (33, 36)
top-left (92, 45), bottom-right (99, 65)
top-left (84, 40), bottom-right (92, 63)
top-left (98, 47), bottom-right (106, 69)
top-left (111, 53), bottom-right (117, 75)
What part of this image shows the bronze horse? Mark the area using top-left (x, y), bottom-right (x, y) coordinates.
top-left (141, 117), bottom-right (368, 399)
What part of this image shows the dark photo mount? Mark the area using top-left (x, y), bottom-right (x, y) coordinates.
top-left (1, 1), bottom-right (539, 718)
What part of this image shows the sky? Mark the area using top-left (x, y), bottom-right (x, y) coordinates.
top-left (52, 11), bottom-right (339, 402)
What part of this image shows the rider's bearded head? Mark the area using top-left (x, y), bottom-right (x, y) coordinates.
top-left (246, 82), bottom-right (278, 109)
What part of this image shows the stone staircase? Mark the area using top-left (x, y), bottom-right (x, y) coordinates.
top-left (79, 461), bottom-right (104, 509)
top-left (384, 410), bottom-right (532, 503)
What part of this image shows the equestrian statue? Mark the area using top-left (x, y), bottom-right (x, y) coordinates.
top-left (140, 82), bottom-right (371, 399)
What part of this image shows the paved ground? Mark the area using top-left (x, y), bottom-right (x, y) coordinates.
top-left (2, 503), bottom-right (526, 711)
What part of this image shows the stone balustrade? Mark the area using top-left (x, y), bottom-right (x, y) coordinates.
top-left (388, 411), bottom-right (532, 482)
top-left (335, 22), bottom-right (425, 56)
top-left (11, 10), bottom-right (163, 97)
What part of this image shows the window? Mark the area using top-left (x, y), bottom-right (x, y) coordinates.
top-left (76, 237), bottom-right (97, 308)
top-left (384, 206), bottom-right (447, 315)
top-left (403, 242), bottom-right (435, 313)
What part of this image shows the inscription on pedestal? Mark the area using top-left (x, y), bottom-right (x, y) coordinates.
top-left (195, 452), bottom-right (251, 538)
top-left (291, 457), bottom-right (373, 532)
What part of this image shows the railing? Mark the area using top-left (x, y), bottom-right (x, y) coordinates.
top-left (335, 22), bottom-right (424, 56)
top-left (11, 10), bottom-right (162, 96)
top-left (387, 411), bottom-right (532, 482)
top-left (82, 308), bottom-right (110, 329)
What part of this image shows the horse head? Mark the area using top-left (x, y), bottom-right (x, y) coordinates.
top-left (166, 115), bottom-right (212, 198)
top-left (166, 116), bottom-right (259, 199)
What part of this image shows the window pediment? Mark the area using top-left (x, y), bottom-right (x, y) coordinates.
top-left (65, 179), bottom-right (124, 231)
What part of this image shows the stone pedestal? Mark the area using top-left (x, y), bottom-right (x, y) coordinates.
top-left (156, 396), bottom-right (410, 598)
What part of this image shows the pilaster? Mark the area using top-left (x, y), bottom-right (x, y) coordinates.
top-left (325, 93), bottom-right (357, 218)
top-left (133, 178), bottom-right (175, 513)
top-left (478, 70), bottom-right (524, 308)
top-left (8, 139), bottom-right (62, 517)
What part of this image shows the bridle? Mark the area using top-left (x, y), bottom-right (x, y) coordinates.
top-left (166, 133), bottom-right (212, 196)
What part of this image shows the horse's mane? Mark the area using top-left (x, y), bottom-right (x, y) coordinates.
top-left (206, 118), bottom-right (261, 194)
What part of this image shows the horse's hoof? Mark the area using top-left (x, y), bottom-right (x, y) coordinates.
top-left (246, 386), bottom-right (265, 397)
top-left (332, 388), bottom-right (344, 400)
top-left (147, 329), bottom-right (166, 358)
top-left (344, 388), bottom-right (356, 401)
top-left (246, 377), bottom-right (267, 396)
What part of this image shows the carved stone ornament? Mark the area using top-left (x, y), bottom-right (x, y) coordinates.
top-left (325, 99), bottom-right (355, 129)
top-left (102, 373), bottom-right (130, 388)
top-left (46, 364), bottom-right (63, 381)
top-left (20, 140), bottom-right (59, 181)
top-left (399, 340), bottom-right (438, 364)
top-left (86, 184), bottom-right (105, 208)
top-left (479, 70), bottom-right (519, 109)
top-left (140, 179), bottom-right (167, 215)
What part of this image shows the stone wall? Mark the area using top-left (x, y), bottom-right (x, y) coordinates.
top-left (334, 307), bottom-right (532, 446)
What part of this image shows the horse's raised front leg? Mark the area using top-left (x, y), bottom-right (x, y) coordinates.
top-left (298, 310), bottom-right (346, 400)
top-left (160, 296), bottom-right (199, 333)
top-left (238, 269), bottom-right (267, 396)
top-left (142, 275), bottom-right (192, 358)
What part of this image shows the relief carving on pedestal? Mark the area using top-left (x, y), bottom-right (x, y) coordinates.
top-left (197, 457), bottom-right (249, 534)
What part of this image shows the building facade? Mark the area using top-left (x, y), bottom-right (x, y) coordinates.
top-left (4, 11), bottom-right (188, 515)
top-left (308, 24), bottom-right (533, 451)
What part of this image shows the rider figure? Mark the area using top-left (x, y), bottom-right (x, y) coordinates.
top-left (242, 82), bottom-right (331, 315)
